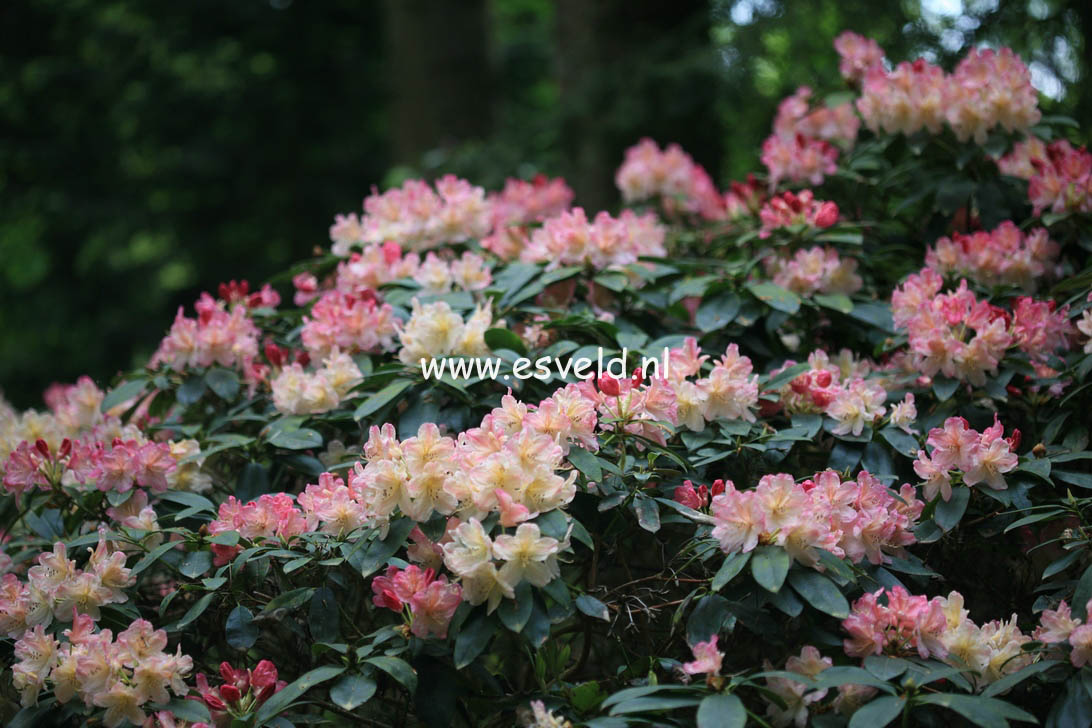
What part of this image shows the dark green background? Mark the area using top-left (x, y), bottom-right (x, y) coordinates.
top-left (2, 0), bottom-right (1088, 407)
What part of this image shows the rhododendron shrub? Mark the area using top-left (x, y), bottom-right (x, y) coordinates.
top-left (4, 31), bottom-right (1092, 728)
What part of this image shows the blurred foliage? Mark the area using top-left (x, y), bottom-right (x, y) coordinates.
top-left (1, 0), bottom-right (1089, 407)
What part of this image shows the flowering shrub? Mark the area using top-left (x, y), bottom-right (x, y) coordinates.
top-left (3, 30), bottom-right (1092, 728)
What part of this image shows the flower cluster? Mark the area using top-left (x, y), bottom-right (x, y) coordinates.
top-left (892, 268), bottom-right (1072, 385)
top-left (518, 207), bottom-right (667, 269)
top-left (331, 175), bottom-right (492, 255)
top-left (758, 190), bottom-right (839, 238)
top-left (999, 138), bottom-right (1092, 214)
top-left (858, 46), bottom-right (1040, 143)
top-left (772, 87), bottom-right (860, 146)
top-left (196, 660), bottom-right (285, 727)
top-left (0, 538), bottom-right (133, 637)
top-left (925, 221), bottom-right (1060, 289)
top-left (773, 349), bottom-right (897, 436)
top-left (442, 520), bottom-right (562, 613)
top-left (1035, 598), bottom-right (1092, 668)
top-left (398, 300), bottom-right (492, 365)
top-left (150, 291), bottom-right (263, 377)
top-left (913, 416), bottom-right (1019, 501)
top-left (3, 429), bottom-right (181, 501)
top-left (300, 289), bottom-right (400, 359)
top-left (208, 493), bottom-right (309, 564)
top-left (351, 390), bottom-right (585, 526)
top-left (372, 564), bottom-right (462, 638)
top-left (412, 251), bottom-right (492, 294)
top-left (270, 348), bottom-right (364, 415)
top-left (833, 31), bottom-right (884, 83)
top-left (843, 587), bottom-right (1033, 686)
top-left (614, 138), bottom-right (725, 220)
top-left (673, 478), bottom-right (726, 510)
top-left (489, 175), bottom-right (574, 228)
top-left (12, 615), bottom-right (192, 725)
top-left (763, 246), bottom-right (862, 297)
top-left (710, 470), bottom-right (922, 567)
top-left (761, 133), bottom-right (839, 190)
top-left (666, 340), bottom-right (760, 432)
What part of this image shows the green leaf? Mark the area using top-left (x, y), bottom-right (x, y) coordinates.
top-left (329, 673), bottom-right (377, 711)
top-left (177, 374), bottom-right (207, 405)
top-left (131, 541), bottom-right (177, 576)
top-left (848, 695), bottom-right (905, 728)
top-left (847, 301), bottom-right (895, 333)
top-left (169, 592), bottom-right (216, 632)
top-left (484, 327), bottom-right (528, 356)
top-left (1018, 457), bottom-right (1052, 481)
top-left (206, 367), bottom-right (240, 400)
top-left (499, 582), bottom-right (534, 632)
top-left (101, 379), bottom-right (148, 413)
top-left (309, 586), bottom-right (340, 643)
top-left (365, 656), bottom-right (418, 692)
top-left (712, 551), bottom-right (751, 592)
top-left (210, 530), bottom-right (240, 546)
top-left (695, 292), bottom-right (742, 332)
top-left (696, 694), bottom-right (746, 728)
top-left (609, 696), bottom-right (703, 716)
top-left (634, 495), bottom-right (661, 533)
top-left (863, 655), bottom-right (910, 681)
top-left (915, 693), bottom-right (1036, 727)
top-left (688, 594), bottom-right (731, 644)
top-left (880, 427), bottom-right (920, 458)
top-left (179, 550), bottom-right (212, 579)
top-left (225, 605), bottom-right (258, 649)
top-left (454, 612), bottom-right (497, 668)
top-left (1056, 470), bottom-right (1092, 488)
top-left (982, 660), bottom-right (1060, 698)
top-left (789, 570), bottom-right (849, 618)
top-left (354, 380), bottom-right (414, 421)
top-left (567, 446), bottom-right (603, 482)
top-left (814, 293), bottom-right (853, 314)
top-left (934, 487), bottom-right (970, 532)
top-left (267, 426), bottom-right (323, 450)
top-left (254, 665), bottom-right (347, 724)
top-left (932, 376), bottom-right (961, 402)
top-left (576, 594), bottom-right (610, 622)
top-left (750, 545), bottom-right (790, 593)
top-left (1074, 564), bottom-right (1092, 621)
top-left (357, 518), bottom-right (415, 577)
top-left (746, 281), bottom-right (801, 314)
top-left (156, 699), bottom-right (211, 723)
top-left (262, 587), bottom-right (316, 615)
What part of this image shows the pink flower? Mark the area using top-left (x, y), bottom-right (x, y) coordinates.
top-left (834, 31), bottom-right (884, 82)
top-left (673, 480), bottom-right (708, 510)
top-left (758, 190), bottom-right (839, 238)
top-left (409, 579), bottom-right (462, 639)
top-left (681, 635), bottom-right (723, 676)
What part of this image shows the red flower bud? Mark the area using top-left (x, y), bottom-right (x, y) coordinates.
top-left (813, 370), bottom-right (832, 388)
top-left (597, 375), bottom-right (621, 397)
top-left (219, 685), bottom-right (242, 704)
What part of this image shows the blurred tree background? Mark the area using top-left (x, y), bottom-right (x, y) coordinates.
top-left (1, 0), bottom-right (1088, 407)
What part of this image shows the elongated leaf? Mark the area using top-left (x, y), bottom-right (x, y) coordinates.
top-left (454, 612), bottom-right (497, 668)
top-left (750, 546), bottom-right (790, 593)
top-left (101, 379), bottom-right (148, 413)
top-left (329, 673), bottom-right (377, 711)
top-left (789, 570), bottom-right (849, 618)
top-left (254, 665), bottom-right (347, 724)
top-left (365, 656), bottom-right (417, 692)
top-left (696, 694), bottom-right (746, 728)
top-left (576, 594), bottom-right (610, 622)
top-left (934, 487), bottom-right (970, 532)
top-left (225, 605), bottom-right (258, 649)
top-left (712, 552), bottom-right (751, 592)
top-left (848, 696), bottom-right (905, 728)
top-left (354, 381), bottom-right (414, 421)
